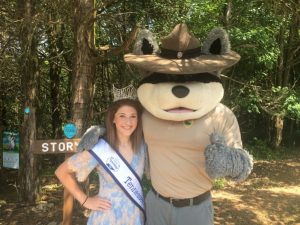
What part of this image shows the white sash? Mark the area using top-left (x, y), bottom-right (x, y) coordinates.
top-left (88, 139), bottom-right (145, 215)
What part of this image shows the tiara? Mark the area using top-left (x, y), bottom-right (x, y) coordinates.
top-left (112, 83), bottom-right (137, 101)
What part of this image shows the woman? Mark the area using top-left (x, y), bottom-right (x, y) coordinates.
top-left (55, 99), bottom-right (146, 225)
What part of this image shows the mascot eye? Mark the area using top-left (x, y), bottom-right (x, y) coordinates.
top-left (141, 38), bottom-right (154, 54)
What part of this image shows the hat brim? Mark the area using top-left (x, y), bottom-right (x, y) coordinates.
top-left (124, 51), bottom-right (240, 75)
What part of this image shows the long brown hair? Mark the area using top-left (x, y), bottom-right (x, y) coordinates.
top-left (105, 99), bottom-right (143, 153)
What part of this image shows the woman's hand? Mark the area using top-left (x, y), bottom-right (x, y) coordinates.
top-left (83, 195), bottom-right (112, 211)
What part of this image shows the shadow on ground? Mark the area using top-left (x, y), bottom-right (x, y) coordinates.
top-left (0, 154), bottom-right (300, 225)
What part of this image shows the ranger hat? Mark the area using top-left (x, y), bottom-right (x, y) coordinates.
top-left (124, 23), bottom-right (240, 75)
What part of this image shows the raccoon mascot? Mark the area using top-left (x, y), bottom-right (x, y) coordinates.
top-left (78, 24), bottom-right (253, 225)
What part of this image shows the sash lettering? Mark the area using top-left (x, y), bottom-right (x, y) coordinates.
top-left (88, 139), bottom-right (145, 215)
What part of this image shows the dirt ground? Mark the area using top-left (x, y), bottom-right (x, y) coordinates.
top-left (0, 154), bottom-right (300, 225)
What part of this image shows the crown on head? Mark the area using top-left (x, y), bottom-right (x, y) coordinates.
top-left (112, 83), bottom-right (137, 101)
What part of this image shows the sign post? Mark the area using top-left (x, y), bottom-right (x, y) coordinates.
top-left (32, 123), bottom-right (79, 225)
top-left (32, 138), bottom-right (79, 225)
top-left (62, 123), bottom-right (77, 225)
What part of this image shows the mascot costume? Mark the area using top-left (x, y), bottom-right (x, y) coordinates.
top-left (78, 24), bottom-right (253, 225)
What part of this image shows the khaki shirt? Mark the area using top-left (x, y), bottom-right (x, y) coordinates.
top-left (143, 103), bottom-right (242, 198)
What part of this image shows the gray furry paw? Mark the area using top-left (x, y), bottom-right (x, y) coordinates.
top-left (210, 132), bottom-right (226, 146)
top-left (205, 133), bottom-right (253, 182)
top-left (77, 125), bottom-right (106, 151)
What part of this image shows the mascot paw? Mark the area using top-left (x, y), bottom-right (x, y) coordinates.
top-left (205, 133), bottom-right (253, 182)
top-left (77, 125), bottom-right (106, 151)
top-left (205, 141), bottom-right (229, 179)
top-left (231, 149), bottom-right (253, 182)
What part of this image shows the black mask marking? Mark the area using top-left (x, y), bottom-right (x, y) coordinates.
top-left (139, 73), bottom-right (221, 86)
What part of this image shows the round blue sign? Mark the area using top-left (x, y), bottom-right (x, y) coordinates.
top-left (63, 123), bottom-right (77, 139)
top-left (24, 107), bottom-right (30, 114)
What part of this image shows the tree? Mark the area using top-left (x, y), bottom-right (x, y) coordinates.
top-left (17, 0), bottom-right (40, 203)
top-left (63, 0), bottom-right (139, 222)
top-left (272, 0), bottom-right (300, 147)
top-left (223, 0), bottom-right (300, 148)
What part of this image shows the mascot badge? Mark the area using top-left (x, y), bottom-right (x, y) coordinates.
top-left (79, 23), bottom-right (253, 225)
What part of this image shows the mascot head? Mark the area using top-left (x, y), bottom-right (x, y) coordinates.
top-left (124, 24), bottom-right (240, 121)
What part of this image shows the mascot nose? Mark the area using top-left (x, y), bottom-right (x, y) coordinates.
top-left (172, 85), bottom-right (190, 98)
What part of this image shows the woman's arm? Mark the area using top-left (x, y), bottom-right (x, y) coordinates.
top-left (55, 159), bottom-right (112, 211)
top-left (55, 161), bottom-right (87, 205)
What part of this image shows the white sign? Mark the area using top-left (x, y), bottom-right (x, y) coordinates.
top-left (3, 152), bottom-right (19, 169)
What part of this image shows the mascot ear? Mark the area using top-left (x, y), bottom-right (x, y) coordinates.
top-left (202, 28), bottom-right (231, 55)
top-left (132, 28), bottom-right (160, 55)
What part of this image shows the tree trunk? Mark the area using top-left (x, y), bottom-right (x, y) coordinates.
top-left (71, 0), bottom-right (96, 135)
top-left (223, 0), bottom-right (232, 28)
top-left (17, 0), bottom-right (40, 203)
top-left (57, 24), bottom-right (73, 120)
top-left (274, 115), bottom-right (284, 148)
top-left (47, 18), bottom-right (62, 138)
top-left (63, 0), bottom-right (96, 224)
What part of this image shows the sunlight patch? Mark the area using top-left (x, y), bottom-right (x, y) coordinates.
top-left (261, 186), bottom-right (300, 195)
top-left (212, 191), bottom-right (243, 202)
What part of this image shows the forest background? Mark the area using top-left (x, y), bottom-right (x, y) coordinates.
top-left (0, 0), bottom-right (299, 224)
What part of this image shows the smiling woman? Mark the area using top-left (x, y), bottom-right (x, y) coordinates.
top-left (105, 99), bottom-right (143, 154)
top-left (113, 106), bottom-right (138, 139)
top-left (55, 98), bottom-right (147, 225)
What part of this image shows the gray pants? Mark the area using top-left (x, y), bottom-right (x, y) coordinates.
top-left (145, 190), bottom-right (214, 225)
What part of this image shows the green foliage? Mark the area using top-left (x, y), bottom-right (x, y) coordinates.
top-left (232, 84), bottom-right (300, 128)
top-left (239, 89), bottom-right (262, 114)
top-left (283, 92), bottom-right (300, 120)
top-left (0, 0), bottom-right (299, 152)
top-left (231, 26), bottom-right (280, 71)
top-left (142, 176), bottom-right (151, 194)
top-left (246, 138), bottom-right (287, 160)
top-left (264, 87), bottom-right (300, 120)
top-left (212, 178), bottom-right (227, 190)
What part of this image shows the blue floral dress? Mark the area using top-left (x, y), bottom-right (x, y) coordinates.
top-left (67, 141), bottom-right (146, 225)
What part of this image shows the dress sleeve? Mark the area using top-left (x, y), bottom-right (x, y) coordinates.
top-left (66, 150), bottom-right (98, 182)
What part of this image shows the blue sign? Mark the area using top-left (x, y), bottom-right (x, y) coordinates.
top-left (24, 107), bottom-right (30, 114)
top-left (63, 123), bottom-right (77, 139)
top-left (3, 131), bottom-right (20, 169)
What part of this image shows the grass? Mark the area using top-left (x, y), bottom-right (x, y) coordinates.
top-left (245, 138), bottom-right (300, 161)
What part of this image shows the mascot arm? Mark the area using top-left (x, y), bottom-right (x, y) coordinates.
top-left (77, 125), bottom-right (106, 151)
top-left (205, 133), bottom-right (253, 182)
top-left (204, 111), bottom-right (253, 182)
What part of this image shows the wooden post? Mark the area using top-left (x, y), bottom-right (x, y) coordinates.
top-left (63, 188), bottom-right (74, 225)
top-left (32, 138), bottom-right (80, 224)
top-left (63, 153), bottom-right (74, 225)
